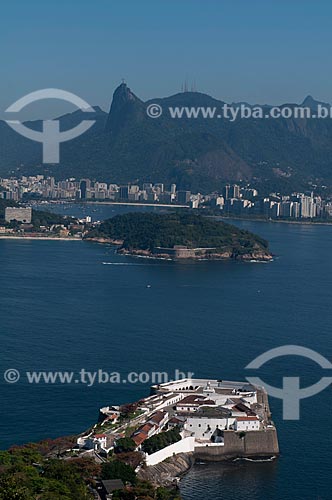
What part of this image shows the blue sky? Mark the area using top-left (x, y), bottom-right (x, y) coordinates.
top-left (1, 0), bottom-right (332, 118)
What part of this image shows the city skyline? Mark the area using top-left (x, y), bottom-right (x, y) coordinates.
top-left (1, 174), bottom-right (331, 221)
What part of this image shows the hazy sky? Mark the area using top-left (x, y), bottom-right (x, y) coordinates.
top-left (1, 0), bottom-right (332, 118)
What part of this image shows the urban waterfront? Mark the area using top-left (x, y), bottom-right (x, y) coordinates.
top-left (2, 175), bottom-right (332, 219)
top-left (1, 204), bottom-right (332, 499)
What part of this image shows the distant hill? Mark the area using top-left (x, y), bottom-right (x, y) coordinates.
top-left (85, 212), bottom-right (272, 261)
top-left (1, 85), bottom-right (332, 193)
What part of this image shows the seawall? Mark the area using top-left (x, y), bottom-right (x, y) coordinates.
top-left (194, 429), bottom-right (279, 461)
top-left (139, 429), bottom-right (279, 486)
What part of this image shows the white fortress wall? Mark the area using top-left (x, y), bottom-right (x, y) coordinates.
top-left (145, 437), bottom-right (195, 466)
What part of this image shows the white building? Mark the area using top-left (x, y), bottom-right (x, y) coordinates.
top-left (176, 395), bottom-right (215, 413)
top-left (5, 206), bottom-right (32, 223)
top-left (234, 416), bottom-right (260, 431)
top-left (185, 417), bottom-right (234, 441)
top-left (77, 433), bottom-right (109, 451)
top-left (184, 406), bottom-right (235, 441)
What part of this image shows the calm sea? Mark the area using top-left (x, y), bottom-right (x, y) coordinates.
top-left (1, 203), bottom-right (331, 499)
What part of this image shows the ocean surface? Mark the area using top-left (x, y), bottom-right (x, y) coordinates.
top-left (1, 203), bottom-right (332, 499)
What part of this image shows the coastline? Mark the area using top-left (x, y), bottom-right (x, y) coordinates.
top-left (117, 247), bottom-right (273, 262)
top-left (215, 215), bottom-right (332, 226)
top-left (139, 451), bottom-right (278, 488)
top-left (138, 453), bottom-right (195, 487)
top-left (0, 235), bottom-right (82, 241)
top-left (84, 237), bottom-right (273, 261)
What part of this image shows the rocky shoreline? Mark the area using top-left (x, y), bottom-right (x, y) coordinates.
top-left (138, 453), bottom-right (195, 488)
top-left (138, 451), bottom-right (277, 488)
top-left (117, 248), bottom-right (273, 261)
top-left (85, 238), bottom-right (273, 261)
top-left (84, 236), bottom-right (124, 245)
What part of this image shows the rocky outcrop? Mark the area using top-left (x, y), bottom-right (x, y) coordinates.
top-left (83, 239), bottom-right (272, 260)
top-left (137, 453), bottom-right (194, 487)
top-left (84, 237), bottom-right (124, 245)
top-left (117, 247), bottom-right (273, 261)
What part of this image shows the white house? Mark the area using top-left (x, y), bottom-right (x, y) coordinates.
top-left (77, 433), bottom-right (109, 451)
top-left (92, 434), bottom-right (108, 449)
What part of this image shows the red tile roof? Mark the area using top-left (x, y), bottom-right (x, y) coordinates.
top-left (169, 416), bottom-right (183, 424)
top-left (177, 395), bottom-right (207, 405)
top-left (236, 416), bottom-right (259, 421)
top-left (132, 433), bottom-right (147, 446)
top-left (149, 411), bottom-right (166, 424)
top-left (140, 423), bottom-right (156, 434)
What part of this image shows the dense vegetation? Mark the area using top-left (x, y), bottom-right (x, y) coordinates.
top-left (0, 438), bottom-right (182, 499)
top-left (112, 482), bottom-right (181, 500)
top-left (142, 428), bottom-right (182, 455)
top-left (101, 459), bottom-right (136, 484)
top-left (0, 441), bottom-right (94, 499)
top-left (115, 437), bottom-right (137, 453)
top-left (86, 211), bottom-right (270, 256)
top-left (31, 209), bottom-right (69, 228)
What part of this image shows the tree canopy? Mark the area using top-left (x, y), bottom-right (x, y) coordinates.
top-left (86, 211), bottom-right (270, 256)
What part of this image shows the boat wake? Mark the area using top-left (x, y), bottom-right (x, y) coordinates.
top-left (102, 262), bottom-right (154, 266)
top-left (249, 259), bottom-right (273, 263)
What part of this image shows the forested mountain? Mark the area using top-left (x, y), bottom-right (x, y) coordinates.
top-left (1, 84), bottom-right (332, 193)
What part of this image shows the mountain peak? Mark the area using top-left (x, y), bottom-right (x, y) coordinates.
top-left (302, 95), bottom-right (316, 105)
top-left (301, 95), bottom-right (330, 109)
top-left (113, 82), bottom-right (139, 104)
top-left (105, 83), bottom-right (143, 136)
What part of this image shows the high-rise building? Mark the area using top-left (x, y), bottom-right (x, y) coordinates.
top-left (119, 186), bottom-right (130, 200)
top-left (280, 201), bottom-right (293, 218)
top-left (300, 195), bottom-right (316, 218)
top-left (231, 184), bottom-right (240, 199)
top-left (292, 202), bottom-right (301, 219)
top-left (223, 185), bottom-right (231, 200)
top-left (177, 191), bottom-right (191, 204)
top-left (80, 179), bottom-right (91, 199)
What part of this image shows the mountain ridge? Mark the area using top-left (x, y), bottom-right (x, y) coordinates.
top-left (1, 84), bottom-right (332, 193)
